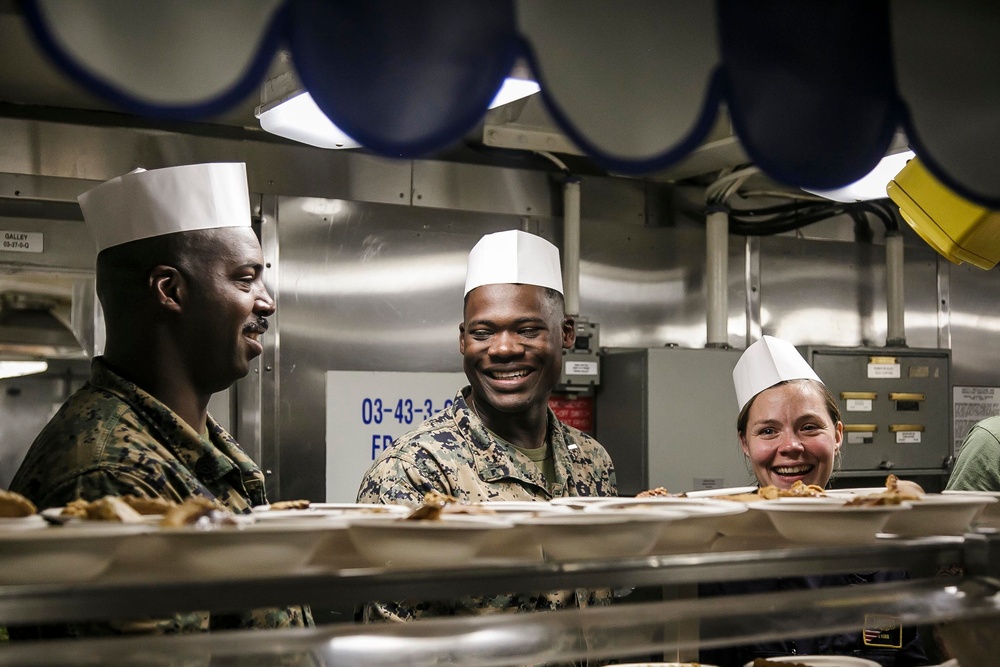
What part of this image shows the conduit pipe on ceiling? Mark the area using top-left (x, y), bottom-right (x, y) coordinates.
top-left (562, 176), bottom-right (581, 317)
top-left (706, 206), bottom-right (730, 347)
top-left (885, 230), bottom-right (906, 347)
top-left (533, 151), bottom-right (581, 317)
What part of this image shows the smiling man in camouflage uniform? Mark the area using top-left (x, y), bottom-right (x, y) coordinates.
top-left (357, 229), bottom-right (617, 621)
top-left (10, 163), bottom-right (309, 635)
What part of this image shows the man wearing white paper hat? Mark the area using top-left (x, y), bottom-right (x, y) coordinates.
top-left (357, 229), bottom-right (616, 620)
top-left (11, 163), bottom-right (310, 633)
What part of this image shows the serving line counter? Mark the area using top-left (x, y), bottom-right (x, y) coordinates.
top-left (0, 534), bottom-right (997, 666)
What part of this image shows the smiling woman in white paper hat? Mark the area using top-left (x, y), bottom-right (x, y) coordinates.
top-left (732, 335), bottom-right (843, 490)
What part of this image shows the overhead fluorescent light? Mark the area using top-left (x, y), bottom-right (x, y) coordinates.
top-left (489, 77), bottom-right (540, 109)
top-left (256, 78), bottom-right (540, 150)
top-left (0, 360), bottom-right (48, 380)
top-left (804, 150), bottom-right (916, 202)
top-left (256, 91), bottom-right (362, 149)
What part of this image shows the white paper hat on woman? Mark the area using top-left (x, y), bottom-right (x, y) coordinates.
top-left (78, 163), bottom-right (251, 253)
top-left (464, 230), bottom-right (563, 296)
top-left (733, 335), bottom-right (822, 411)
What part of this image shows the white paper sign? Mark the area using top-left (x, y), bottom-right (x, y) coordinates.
top-left (896, 431), bottom-right (922, 444)
top-left (846, 399), bottom-right (873, 412)
top-left (0, 230), bottom-right (43, 253)
top-left (565, 360), bottom-right (598, 376)
top-left (867, 363), bottom-right (900, 379)
top-left (326, 370), bottom-right (467, 502)
top-left (953, 386), bottom-right (1000, 453)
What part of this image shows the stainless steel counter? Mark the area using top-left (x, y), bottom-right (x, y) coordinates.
top-left (1, 534), bottom-right (996, 665)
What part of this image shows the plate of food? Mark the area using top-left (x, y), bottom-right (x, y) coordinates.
top-left (943, 489), bottom-right (1000, 529)
top-left (42, 495), bottom-right (176, 525)
top-left (548, 495), bottom-right (619, 509)
top-left (749, 497), bottom-right (911, 546)
top-left (346, 513), bottom-right (515, 568)
top-left (460, 500), bottom-right (572, 516)
top-left (830, 475), bottom-right (993, 537)
top-left (0, 489), bottom-right (45, 530)
top-left (112, 515), bottom-right (346, 580)
top-left (514, 509), bottom-right (685, 561)
top-left (585, 497), bottom-right (748, 551)
top-left (0, 520), bottom-right (152, 584)
top-left (254, 501), bottom-right (411, 518)
top-left (743, 655), bottom-right (880, 666)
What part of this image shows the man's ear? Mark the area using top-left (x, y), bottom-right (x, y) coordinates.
top-left (149, 265), bottom-right (185, 313)
top-left (458, 322), bottom-right (466, 355)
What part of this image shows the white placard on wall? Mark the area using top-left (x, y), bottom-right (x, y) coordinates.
top-left (953, 386), bottom-right (1000, 453)
top-left (326, 370), bottom-right (467, 502)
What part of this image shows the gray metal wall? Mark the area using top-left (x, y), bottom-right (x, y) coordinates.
top-left (0, 117), bottom-right (998, 502)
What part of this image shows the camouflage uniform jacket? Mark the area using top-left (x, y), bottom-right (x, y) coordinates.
top-left (8, 357), bottom-right (310, 633)
top-left (12, 357), bottom-right (267, 512)
top-left (357, 387), bottom-right (617, 506)
top-left (356, 387), bottom-right (617, 622)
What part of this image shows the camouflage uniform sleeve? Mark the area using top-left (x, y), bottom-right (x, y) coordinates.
top-left (356, 448), bottom-right (452, 507)
top-left (33, 468), bottom-right (193, 511)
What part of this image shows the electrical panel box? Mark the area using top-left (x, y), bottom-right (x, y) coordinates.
top-left (558, 318), bottom-right (600, 393)
top-left (803, 346), bottom-right (951, 475)
top-left (596, 347), bottom-right (747, 496)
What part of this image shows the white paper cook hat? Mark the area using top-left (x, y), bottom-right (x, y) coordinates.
top-left (733, 335), bottom-right (822, 411)
top-left (78, 163), bottom-right (251, 253)
top-left (464, 230), bottom-right (563, 296)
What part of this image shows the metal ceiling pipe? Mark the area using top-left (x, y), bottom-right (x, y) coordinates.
top-left (562, 176), bottom-right (582, 317)
top-left (886, 230), bottom-right (906, 346)
top-left (706, 206), bottom-right (729, 347)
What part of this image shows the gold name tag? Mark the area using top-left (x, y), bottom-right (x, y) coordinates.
top-left (863, 613), bottom-right (903, 648)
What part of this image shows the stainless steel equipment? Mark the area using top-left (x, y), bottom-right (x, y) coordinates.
top-left (804, 345), bottom-right (952, 481)
top-left (597, 346), bottom-right (747, 496)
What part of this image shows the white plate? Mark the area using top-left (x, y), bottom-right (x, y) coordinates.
top-left (548, 496), bottom-right (617, 509)
top-left (41, 506), bottom-right (164, 525)
top-left (750, 498), bottom-right (911, 546)
top-left (881, 492), bottom-right (997, 536)
top-left (0, 514), bottom-right (47, 531)
top-left (460, 501), bottom-right (572, 515)
top-left (515, 509), bottom-right (684, 561)
top-left (584, 498), bottom-right (748, 551)
top-left (943, 490), bottom-right (1000, 529)
top-left (743, 655), bottom-right (880, 666)
top-left (255, 502), bottom-right (410, 516)
top-left (250, 508), bottom-right (348, 523)
top-left (346, 515), bottom-right (515, 568)
top-left (824, 487), bottom-right (890, 496)
top-left (617, 663), bottom-right (718, 667)
top-left (110, 520), bottom-right (345, 580)
top-left (0, 522), bottom-right (152, 584)
top-left (685, 485), bottom-right (759, 498)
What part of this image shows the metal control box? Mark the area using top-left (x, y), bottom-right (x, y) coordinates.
top-left (559, 318), bottom-right (600, 392)
top-left (803, 346), bottom-right (951, 475)
top-left (596, 347), bottom-right (748, 496)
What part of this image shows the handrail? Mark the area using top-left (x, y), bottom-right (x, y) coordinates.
top-left (0, 535), bottom-right (971, 626)
top-left (1, 576), bottom-right (998, 666)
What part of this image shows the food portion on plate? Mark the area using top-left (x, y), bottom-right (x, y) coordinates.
top-left (744, 656), bottom-right (880, 666)
top-left (54, 494), bottom-right (238, 528)
top-left (842, 474), bottom-right (925, 506)
top-left (0, 488), bottom-right (37, 517)
top-left (0, 489), bottom-right (46, 530)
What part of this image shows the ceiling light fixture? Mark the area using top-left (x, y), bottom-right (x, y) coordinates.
top-left (804, 149), bottom-right (916, 202)
top-left (256, 59), bottom-right (540, 150)
top-left (0, 360), bottom-right (48, 380)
